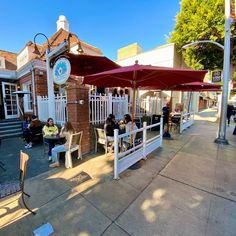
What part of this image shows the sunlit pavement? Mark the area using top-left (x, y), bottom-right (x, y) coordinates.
top-left (1, 108), bottom-right (236, 236)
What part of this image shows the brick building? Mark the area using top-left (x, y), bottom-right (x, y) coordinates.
top-left (0, 15), bottom-right (107, 153)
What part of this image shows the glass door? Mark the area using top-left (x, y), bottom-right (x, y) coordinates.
top-left (2, 82), bottom-right (19, 119)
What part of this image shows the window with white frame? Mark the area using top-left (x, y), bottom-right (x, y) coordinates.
top-left (23, 81), bottom-right (33, 112)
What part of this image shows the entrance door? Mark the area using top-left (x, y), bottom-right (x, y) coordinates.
top-left (2, 82), bottom-right (19, 119)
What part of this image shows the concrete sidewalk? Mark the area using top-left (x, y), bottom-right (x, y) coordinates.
top-left (0, 108), bottom-right (236, 236)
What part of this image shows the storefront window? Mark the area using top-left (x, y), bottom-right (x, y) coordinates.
top-left (23, 81), bottom-right (33, 112)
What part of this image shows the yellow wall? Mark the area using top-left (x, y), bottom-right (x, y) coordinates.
top-left (117, 43), bottom-right (143, 61)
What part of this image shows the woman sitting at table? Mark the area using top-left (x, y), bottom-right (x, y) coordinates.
top-left (104, 114), bottom-right (119, 142)
top-left (123, 114), bottom-right (138, 145)
top-left (49, 121), bottom-right (74, 168)
top-left (43, 118), bottom-right (59, 161)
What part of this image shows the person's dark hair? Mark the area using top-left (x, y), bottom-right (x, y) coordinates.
top-left (120, 89), bottom-right (124, 96)
top-left (108, 114), bottom-right (115, 119)
top-left (64, 121), bottom-right (74, 133)
top-left (32, 115), bottom-right (37, 120)
top-left (112, 88), bottom-right (119, 96)
top-left (106, 114), bottom-right (115, 123)
top-left (124, 114), bottom-right (132, 123)
top-left (46, 117), bottom-right (54, 127)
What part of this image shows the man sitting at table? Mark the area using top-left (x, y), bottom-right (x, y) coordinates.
top-left (43, 118), bottom-right (59, 161)
top-left (23, 115), bottom-right (42, 149)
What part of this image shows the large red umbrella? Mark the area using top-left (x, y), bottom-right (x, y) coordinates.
top-left (84, 62), bottom-right (207, 122)
top-left (67, 53), bottom-right (120, 76)
top-left (169, 81), bottom-right (221, 91)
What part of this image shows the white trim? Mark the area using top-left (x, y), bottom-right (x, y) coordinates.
top-left (22, 81), bottom-right (33, 113)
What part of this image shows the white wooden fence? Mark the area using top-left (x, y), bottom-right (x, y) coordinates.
top-left (179, 112), bottom-right (194, 133)
top-left (89, 93), bottom-right (128, 124)
top-left (135, 96), bottom-right (162, 116)
top-left (90, 93), bottom-right (161, 124)
top-left (37, 94), bottom-right (67, 124)
top-left (114, 119), bottom-right (163, 179)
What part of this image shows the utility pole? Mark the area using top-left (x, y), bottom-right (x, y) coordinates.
top-left (215, 0), bottom-right (231, 144)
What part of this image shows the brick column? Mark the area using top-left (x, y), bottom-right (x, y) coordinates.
top-left (66, 83), bottom-right (91, 154)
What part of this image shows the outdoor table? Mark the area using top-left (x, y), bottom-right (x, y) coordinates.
top-left (44, 135), bottom-right (60, 141)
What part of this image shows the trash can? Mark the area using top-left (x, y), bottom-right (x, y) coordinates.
top-left (151, 114), bottom-right (162, 131)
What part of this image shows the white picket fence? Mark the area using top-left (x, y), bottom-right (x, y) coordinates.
top-left (89, 93), bottom-right (129, 124)
top-left (90, 93), bottom-right (161, 124)
top-left (37, 94), bottom-right (67, 124)
top-left (114, 119), bottom-right (163, 179)
top-left (136, 96), bottom-right (162, 116)
top-left (179, 112), bottom-right (194, 133)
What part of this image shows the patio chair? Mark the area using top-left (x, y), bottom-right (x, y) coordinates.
top-left (65, 131), bottom-right (83, 168)
top-left (56, 131), bottom-right (83, 168)
top-left (0, 151), bottom-right (36, 215)
top-left (170, 114), bottom-right (181, 131)
top-left (94, 127), bottom-right (114, 156)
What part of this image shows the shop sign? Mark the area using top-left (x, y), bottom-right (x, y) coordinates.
top-left (52, 58), bottom-right (71, 85)
top-left (212, 70), bottom-right (222, 83)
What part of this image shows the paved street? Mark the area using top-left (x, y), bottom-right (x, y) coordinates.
top-left (0, 108), bottom-right (236, 236)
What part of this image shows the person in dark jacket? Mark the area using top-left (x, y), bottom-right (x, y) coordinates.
top-left (227, 103), bottom-right (234, 126)
top-left (23, 115), bottom-right (42, 148)
top-left (162, 102), bottom-right (170, 129)
top-left (104, 114), bottom-right (119, 141)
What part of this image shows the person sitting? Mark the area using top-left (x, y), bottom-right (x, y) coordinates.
top-left (104, 114), bottom-right (119, 142)
top-left (112, 88), bottom-right (119, 97)
top-left (123, 114), bottom-right (138, 146)
top-left (43, 118), bottom-right (59, 161)
top-left (49, 121), bottom-right (74, 168)
top-left (23, 116), bottom-right (31, 131)
top-left (23, 115), bottom-right (42, 149)
top-left (119, 89), bottom-right (124, 97)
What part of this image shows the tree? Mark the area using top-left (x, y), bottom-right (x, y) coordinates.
top-left (169, 0), bottom-right (231, 70)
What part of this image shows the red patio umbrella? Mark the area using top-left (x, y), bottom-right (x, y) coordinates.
top-left (169, 81), bottom-right (221, 91)
top-left (84, 62), bottom-right (207, 124)
top-left (67, 53), bottom-right (120, 76)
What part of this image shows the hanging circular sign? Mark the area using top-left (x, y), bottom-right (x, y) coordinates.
top-left (52, 57), bottom-right (71, 85)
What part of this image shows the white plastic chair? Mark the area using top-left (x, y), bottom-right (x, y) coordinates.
top-left (94, 127), bottom-right (113, 156)
top-left (65, 131), bottom-right (83, 168)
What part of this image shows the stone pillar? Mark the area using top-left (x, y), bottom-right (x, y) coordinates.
top-left (66, 82), bottom-right (90, 154)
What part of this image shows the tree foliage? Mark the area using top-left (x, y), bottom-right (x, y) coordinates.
top-left (169, 0), bottom-right (236, 70)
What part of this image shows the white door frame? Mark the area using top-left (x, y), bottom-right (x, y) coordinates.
top-left (2, 82), bottom-right (19, 119)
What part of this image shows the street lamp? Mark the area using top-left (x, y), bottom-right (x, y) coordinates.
top-left (33, 33), bottom-right (69, 121)
top-left (182, 0), bottom-right (232, 145)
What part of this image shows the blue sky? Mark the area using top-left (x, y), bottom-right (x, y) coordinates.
top-left (0, 0), bottom-right (180, 60)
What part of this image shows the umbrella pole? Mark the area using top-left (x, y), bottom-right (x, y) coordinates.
top-left (131, 83), bottom-right (137, 143)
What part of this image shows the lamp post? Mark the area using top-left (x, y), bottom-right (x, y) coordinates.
top-left (182, 0), bottom-right (232, 145)
top-left (33, 33), bottom-right (69, 121)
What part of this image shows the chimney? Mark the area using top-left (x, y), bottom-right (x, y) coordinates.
top-left (57, 15), bottom-right (69, 31)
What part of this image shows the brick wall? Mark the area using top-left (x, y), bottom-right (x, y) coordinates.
top-left (0, 50), bottom-right (17, 70)
top-left (18, 68), bottom-right (48, 117)
top-left (66, 82), bottom-right (91, 154)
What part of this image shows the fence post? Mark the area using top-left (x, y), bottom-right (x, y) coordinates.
top-left (37, 96), bottom-right (42, 120)
top-left (160, 117), bottom-right (163, 147)
top-left (125, 95), bottom-right (129, 114)
top-left (114, 129), bottom-right (119, 180)
top-left (143, 122), bottom-right (147, 159)
top-left (108, 93), bottom-right (112, 115)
